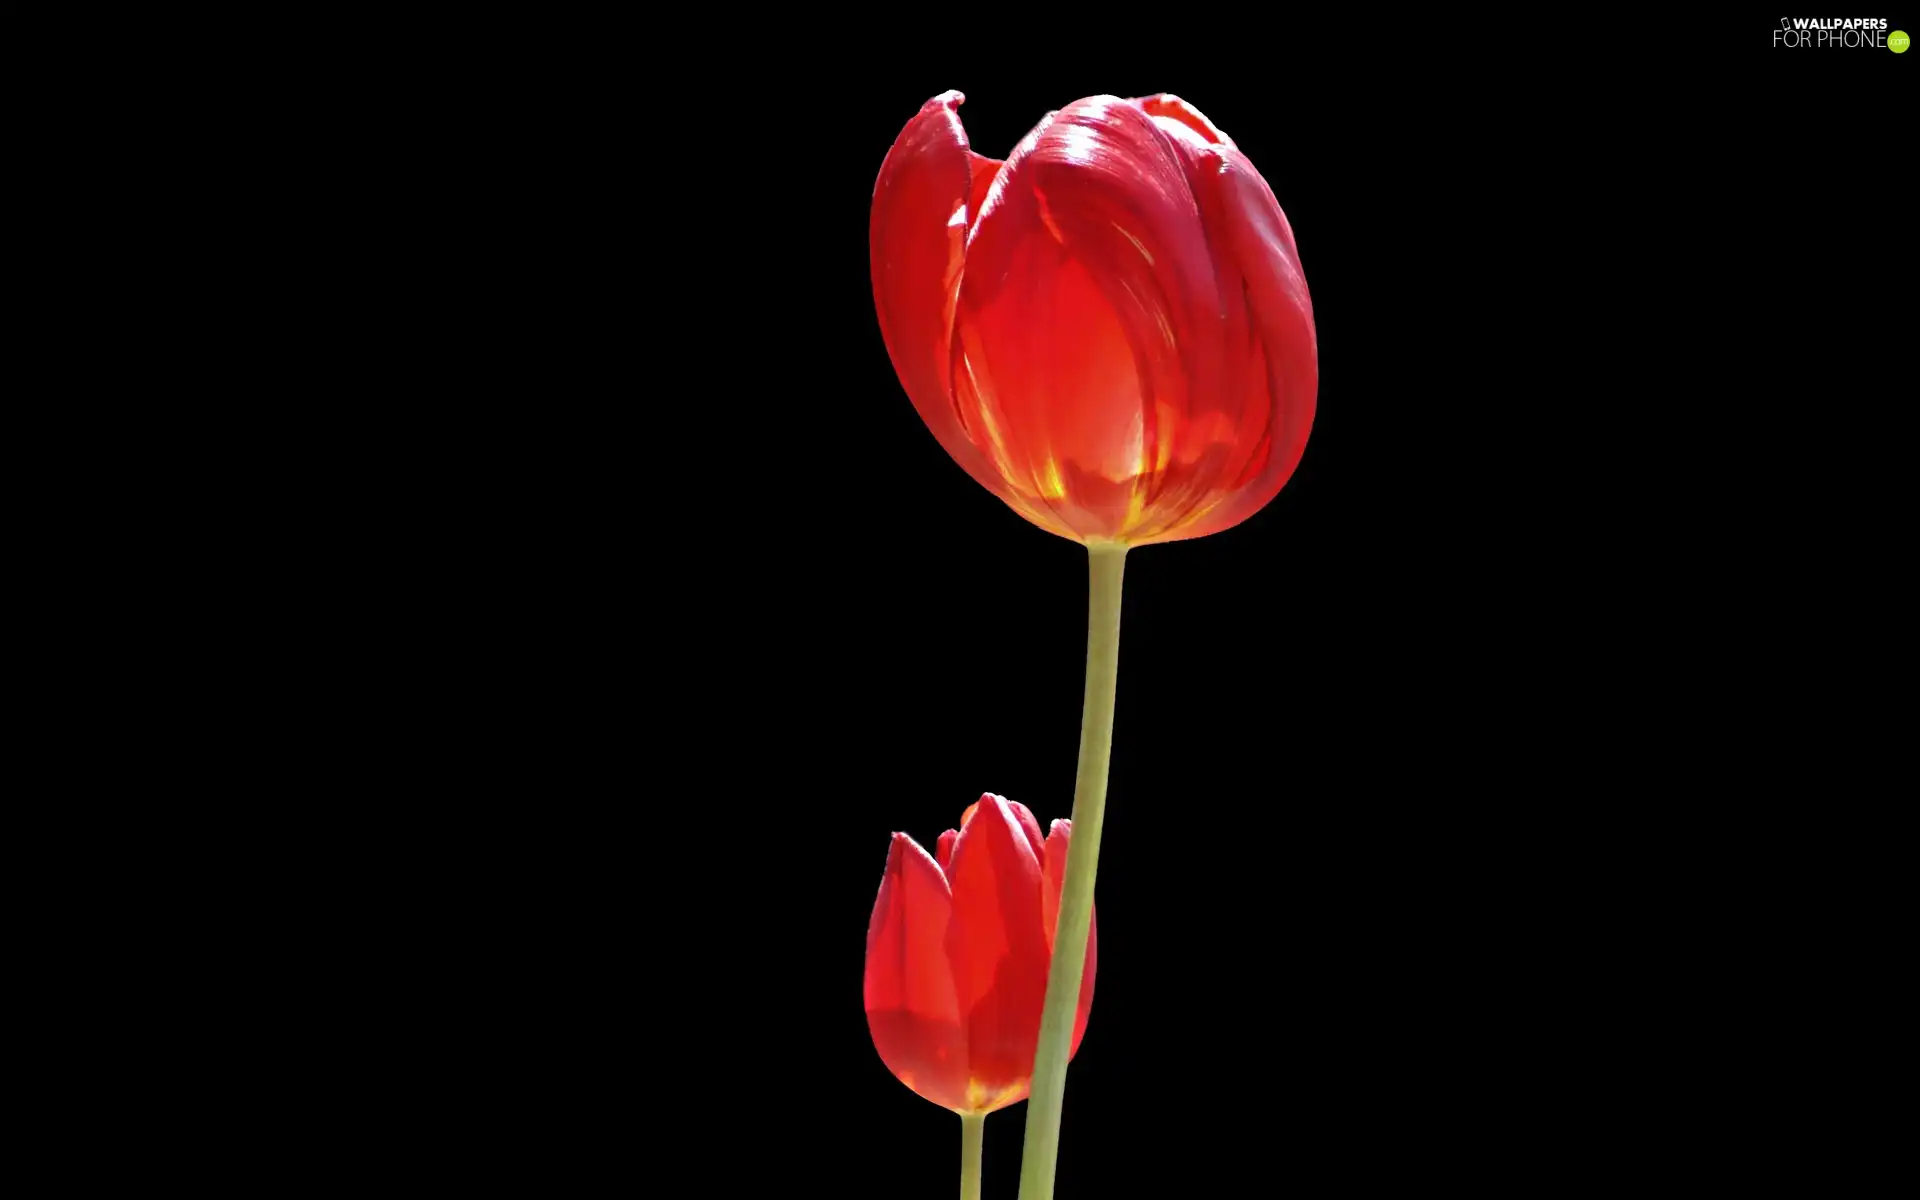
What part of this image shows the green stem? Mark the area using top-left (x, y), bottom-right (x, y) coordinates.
top-left (1017, 541), bottom-right (1126, 1200)
top-left (960, 1112), bottom-right (985, 1200)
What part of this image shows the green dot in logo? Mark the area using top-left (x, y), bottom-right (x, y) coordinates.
top-left (1892, 30), bottom-right (1911, 52)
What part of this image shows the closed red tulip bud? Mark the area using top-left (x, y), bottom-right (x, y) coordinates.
top-left (865, 794), bottom-right (1098, 1115)
top-left (871, 90), bottom-right (1317, 546)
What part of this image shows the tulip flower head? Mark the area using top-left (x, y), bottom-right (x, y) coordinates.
top-left (865, 794), bottom-right (1098, 1115)
top-left (872, 91), bottom-right (1317, 546)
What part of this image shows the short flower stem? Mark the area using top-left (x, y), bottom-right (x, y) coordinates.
top-left (1016, 541), bottom-right (1126, 1200)
top-left (960, 1112), bottom-right (984, 1200)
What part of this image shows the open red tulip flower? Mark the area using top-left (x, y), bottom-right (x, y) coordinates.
top-left (870, 90), bottom-right (1316, 546)
top-left (865, 795), bottom-right (1097, 1117)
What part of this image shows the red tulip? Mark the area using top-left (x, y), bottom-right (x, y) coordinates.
top-left (871, 90), bottom-right (1317, 546)
top-left (865, 794), bottom-right (1098, 1114)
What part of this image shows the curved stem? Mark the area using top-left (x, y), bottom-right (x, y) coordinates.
top-left (1017, 541), bottom-right (1126, 1200)
top-left (960, 1112), bottom-right (985, 1200)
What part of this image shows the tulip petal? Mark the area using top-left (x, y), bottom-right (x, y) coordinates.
top-left (1107, 97), bottom-right (1315, 545)
top-left (957, 793), bottom-right (1043, 859)
top-left (1043, 819), bottom-right (1099, 1060)
top-left (1136, 93), bottom-right (1235, 150)
top-left (1156, 142), bottom-right (1317, 543)
top-left (1004, 796), bottom-right (1047, 859)
top-left (967, 152), bottom-right (1003, 232)
top-left (870, 92), bottom-right (1013, 505)
top-left (865, 832), bottom-right (969, 1111)
top-left (944, 794), bottom-right (1050, 1106)
top-left (936, 828), bottom-right (958, 874)
top-left (956, 96), bottom-right (1230, 541)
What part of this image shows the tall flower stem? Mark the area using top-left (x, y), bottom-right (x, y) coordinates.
top-left (1017, 541), bottom-right (1127, 1200)
top-left (960, 1112), bottom-right (984, 1200)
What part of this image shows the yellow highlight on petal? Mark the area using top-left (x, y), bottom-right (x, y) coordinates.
top-left (1152, 305), bottom-right (1176, 350)
top-left (961, 1078), bottom-right (1029, 1114)
top-left (1113, 222), bottom-right (1154, 266)
top-left (1035, 188), bottom-right (1066, 244)
top-left (1039, 457), bottom-right (1067, 499)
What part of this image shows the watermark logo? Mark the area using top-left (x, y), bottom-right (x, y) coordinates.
top-left (1773, 17), bottom-right (1901, 47)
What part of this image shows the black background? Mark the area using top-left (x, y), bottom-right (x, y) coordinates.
top-left (289, 17), bottom-right (1910, 1196)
